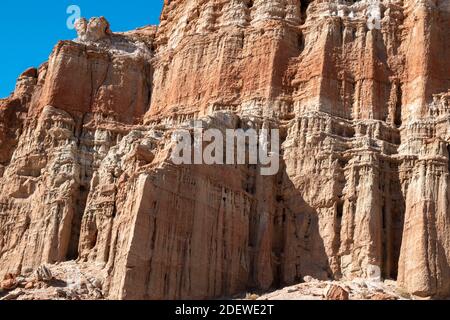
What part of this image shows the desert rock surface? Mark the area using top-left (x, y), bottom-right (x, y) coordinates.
top-left (1, 0), bottom-right (450, 300)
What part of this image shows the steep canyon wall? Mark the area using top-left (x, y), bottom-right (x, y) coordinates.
top-left (1, 0), bottom-right (450, 299)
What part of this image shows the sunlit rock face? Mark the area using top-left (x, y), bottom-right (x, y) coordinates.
top-left (1, 0), bottom-right (450, 299)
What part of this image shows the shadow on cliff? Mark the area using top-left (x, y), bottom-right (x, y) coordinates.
top-left (383, 166), bottom-right (405, 281)
top-left (248, 158), bottom-right (333, 293)
top-left (281, 168), bottom-right (333, 284)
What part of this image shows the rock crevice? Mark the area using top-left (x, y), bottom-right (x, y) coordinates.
top-left (1, 0), bottom-right (450, 299)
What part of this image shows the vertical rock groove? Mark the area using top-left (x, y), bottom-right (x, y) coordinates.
top-left (0, 0), bottom-right (449, 299)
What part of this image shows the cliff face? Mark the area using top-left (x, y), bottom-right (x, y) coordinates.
top-left (1, 0), bottom-right (450, 299)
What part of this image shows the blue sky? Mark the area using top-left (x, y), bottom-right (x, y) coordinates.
top-left (0, 0), bottom-right (164, 98)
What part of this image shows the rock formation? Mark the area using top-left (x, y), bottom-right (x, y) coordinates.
top-left (1, 0), bottom-right (450, 300)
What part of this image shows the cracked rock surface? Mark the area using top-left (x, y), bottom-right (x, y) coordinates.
top-left (1, 0), bottom-right (450, 300)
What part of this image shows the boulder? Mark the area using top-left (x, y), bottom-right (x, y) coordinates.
top-left (325, 285), bottom-right (350, 301)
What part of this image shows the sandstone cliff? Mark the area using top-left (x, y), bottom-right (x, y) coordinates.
top-left (1, 0), bottom-right (450, 299)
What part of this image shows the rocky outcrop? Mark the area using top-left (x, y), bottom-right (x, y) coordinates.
top-left (253, 277), bottom-right (401, 300)
top-left (1, 1), bottom-right (450, 300)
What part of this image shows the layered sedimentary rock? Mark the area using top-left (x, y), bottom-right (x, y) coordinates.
top-left (1, 0), bottom-right (450, 299)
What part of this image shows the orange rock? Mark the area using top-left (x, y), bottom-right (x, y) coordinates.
top-left (1, 279), bottom-right (18, 291)
top-left (3, 273), bottom-right (15, 281)
top-left (24, 282), bottom-right (35, 290)
top-left (325, 285), bottom-right (350, 301)
top-left (0, 0), bottom-right (449, 300)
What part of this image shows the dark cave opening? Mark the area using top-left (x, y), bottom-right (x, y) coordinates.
top-left (297, 33), bottom-right (305, 51)
top-left (394, 84), bottom-right (403, 127)
top-left (300, 0), bottom-right (311, 24)
top-left (337, 201), bottom-right (344, 219)
top-left (447, 145), bottom-right (450, 172)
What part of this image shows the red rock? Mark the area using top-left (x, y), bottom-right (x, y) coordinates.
top-left (1, 279), bottom-right (18, 291)
top-left (3, 273), bottom-right (15, 281)
top-left (24, 282), bottom-right (35, 290)
top-left (0, 0), bottom-right (449, 300)
top-left (325, 285), bottom-right (349, 301)
top-left (19, 67), bottom-right (38, 79)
